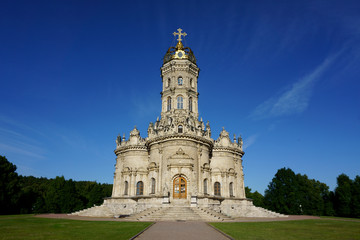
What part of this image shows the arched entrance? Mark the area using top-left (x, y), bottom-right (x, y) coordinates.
top-left (173, 176), bottom-right (187, 199)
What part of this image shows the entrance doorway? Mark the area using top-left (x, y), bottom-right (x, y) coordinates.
top-left (173, 176), bottom-right (187, 199)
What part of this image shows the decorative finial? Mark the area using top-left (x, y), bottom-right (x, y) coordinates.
top-left (173, 28), bottom-right (187, 42)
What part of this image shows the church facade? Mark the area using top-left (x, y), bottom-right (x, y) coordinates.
top-left (73, 29), bottom-right (285, 219)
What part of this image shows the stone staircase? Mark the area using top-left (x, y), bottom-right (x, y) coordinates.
top-left (124, 206), bottom-right (232, 221)
top-left (124, 207), bottom-right (162, 220)
top-left (193, 207), bottom-right (233, 221)
top-left (71, 204), bottom-right (114, 217)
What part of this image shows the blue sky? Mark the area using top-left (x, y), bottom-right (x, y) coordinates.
top-left (1, 0), bottom-right (359, 194)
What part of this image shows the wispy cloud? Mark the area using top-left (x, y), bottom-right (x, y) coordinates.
top-left (131, 94), bottom-right (159, 120)
top-left (0, 143), bottom-right (45, 159)
top-left (250, 54), bottom-right (338, 120)
top-left (0, 116), bottom-right (47, 160)
top-left (243, 134), bottom-right (258, 150)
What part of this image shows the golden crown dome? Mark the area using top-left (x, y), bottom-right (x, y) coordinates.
top-left (163, 28), bottom-right (196, 64)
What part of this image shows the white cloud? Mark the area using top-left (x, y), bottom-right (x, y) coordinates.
top-left (250, 54), bottom-right (337, 120)
top-left (243, 134), bottom-right (258, 150)
top-left (0, 143), bottom-right (45, 159)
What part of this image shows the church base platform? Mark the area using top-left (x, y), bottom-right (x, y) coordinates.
top-left (70, 196), bottom-right (287, 219)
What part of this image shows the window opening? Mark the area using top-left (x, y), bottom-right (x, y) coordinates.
top-left (177, 96), bottom-right (183, 109)
top-left (178, 125), bottom-right (183, 133)
top-left (189, 97), bottom-right (193, 112)
top-left (151, 178), bottom-right (156, 194)
top-left (124, 181), bottom-right (128, 195)
top-left (178, 77), bottom-right (183, 85)
top-left (214, 182), bottom-right (221, 196)
top-left (167, 97), bottom-right (172, 111)
top-left (204, 179), bottom-right (208, 195)
top-left (136, 181), bottom-right (144, 195)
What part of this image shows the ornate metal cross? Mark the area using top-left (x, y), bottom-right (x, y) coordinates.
top-left (173, 28), bottom-right (187, 42)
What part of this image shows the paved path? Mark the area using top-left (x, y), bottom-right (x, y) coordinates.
top-left (134, 222), bottom-right (230, 240)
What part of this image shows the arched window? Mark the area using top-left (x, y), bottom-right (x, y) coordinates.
top-left (167, 78), bottom-right (171, 87)
top-left (177, 96), bottom-right (183, 109)
top-left (167, 97), bottom-right (171, 111)
top-left (229, 182), bottom-right (234, 197)
top-left (136, 181), bottom-right (144, 195)
top-left (203, 179), bottom-right (208, 195)
top-left (190, 78), bottom-right (193, 88)
top-left (178, 125), bottom-right (183, 133)
top-left (124, 181), bottom-right (128, 195)
top-left (151, 178), bottom-right (155, 194)
top-left (178, 77), bottom-right (183, 85)
top-left (189, 97), bottom-right (193, 112)
top-left (214, 182), bottom-right (221, 196)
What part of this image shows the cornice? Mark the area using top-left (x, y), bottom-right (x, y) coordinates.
top-left (213, 146), bottom-right (244, 156)
top-left (161, 61), bottom-right (199, 77)
top-left (146, 133), bottom-right (213, 149)
top-left (114, 145), bottom-right (147, 155)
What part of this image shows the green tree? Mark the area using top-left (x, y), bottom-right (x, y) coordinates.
top-left (350, 175), bottom-right (360, 218)
top-left (44, 176), bottom-right (65, 213)
top-left (0, 156), bottom-right (20, 214)
top-left (61, 179), bottom-right (83, 212)
top-left (44, 176), bottom-right (83, 213)
top-left (88, 183), bottom-right (105, 206)
top-left (296, 174), bottom-right (325, 216)
top-left (264, 168), bottom-right (300, 214)
top-left (334, 174), bottom-right (352, 217)
top-left (245, 186), bottom-right (265, 207)
top-left (264, 167), bottom-right (333, 216)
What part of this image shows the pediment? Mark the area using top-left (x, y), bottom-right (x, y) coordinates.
top-left (168, 148), bottom-right (193, 167)
top-left (169, 148), bottom-right (193, 160)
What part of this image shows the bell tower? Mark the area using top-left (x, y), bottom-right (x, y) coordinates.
top-left (160, 28), bottom-right (200, 120)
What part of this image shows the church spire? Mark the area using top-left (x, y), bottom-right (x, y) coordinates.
top-left (160, 28), bottom-right (200, 121)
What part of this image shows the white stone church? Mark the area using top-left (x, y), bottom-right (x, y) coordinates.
top-left (72, 29), bottom-right (286, 220)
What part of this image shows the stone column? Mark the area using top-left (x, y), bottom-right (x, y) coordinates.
top-left (129, 172), bottom-right (134, 196)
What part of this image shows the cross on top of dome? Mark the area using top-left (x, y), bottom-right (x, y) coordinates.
top-left (173, 28), bottom-right (187, 42)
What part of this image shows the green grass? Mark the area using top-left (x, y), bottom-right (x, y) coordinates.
top-left (211, 219), bottom-right (360, 240)
top-left (0, 215), bottom-right (152, 240)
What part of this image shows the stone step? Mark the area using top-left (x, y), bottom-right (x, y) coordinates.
top-left (125, 207), bottom-right (162, 220)
top-left (124, 206), bottom-right (234, 221)
top-left (194, 207), bottom-right (232, 221)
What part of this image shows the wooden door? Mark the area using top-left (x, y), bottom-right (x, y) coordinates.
top-left (173, 177), bottom-right (187, 199)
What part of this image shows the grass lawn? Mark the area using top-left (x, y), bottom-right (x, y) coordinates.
top-left (211, 219), bottom-right (360, 240)
top-left (0, 215), bottom-right (152, 240)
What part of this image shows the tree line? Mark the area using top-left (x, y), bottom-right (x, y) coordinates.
top-left (247, 167), bottom-right (360, 218)
top-left (0, 155), bottom-right (112, 215)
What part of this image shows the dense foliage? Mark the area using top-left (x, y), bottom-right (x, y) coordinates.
top-left (0, 156), bottom-right (20, 214)
top-left (0, 155), bottom-right (112, 214)
top-left (245, 186), bottom-right (265, 208)
top-left (257, 167), bottom-right (360, 218)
